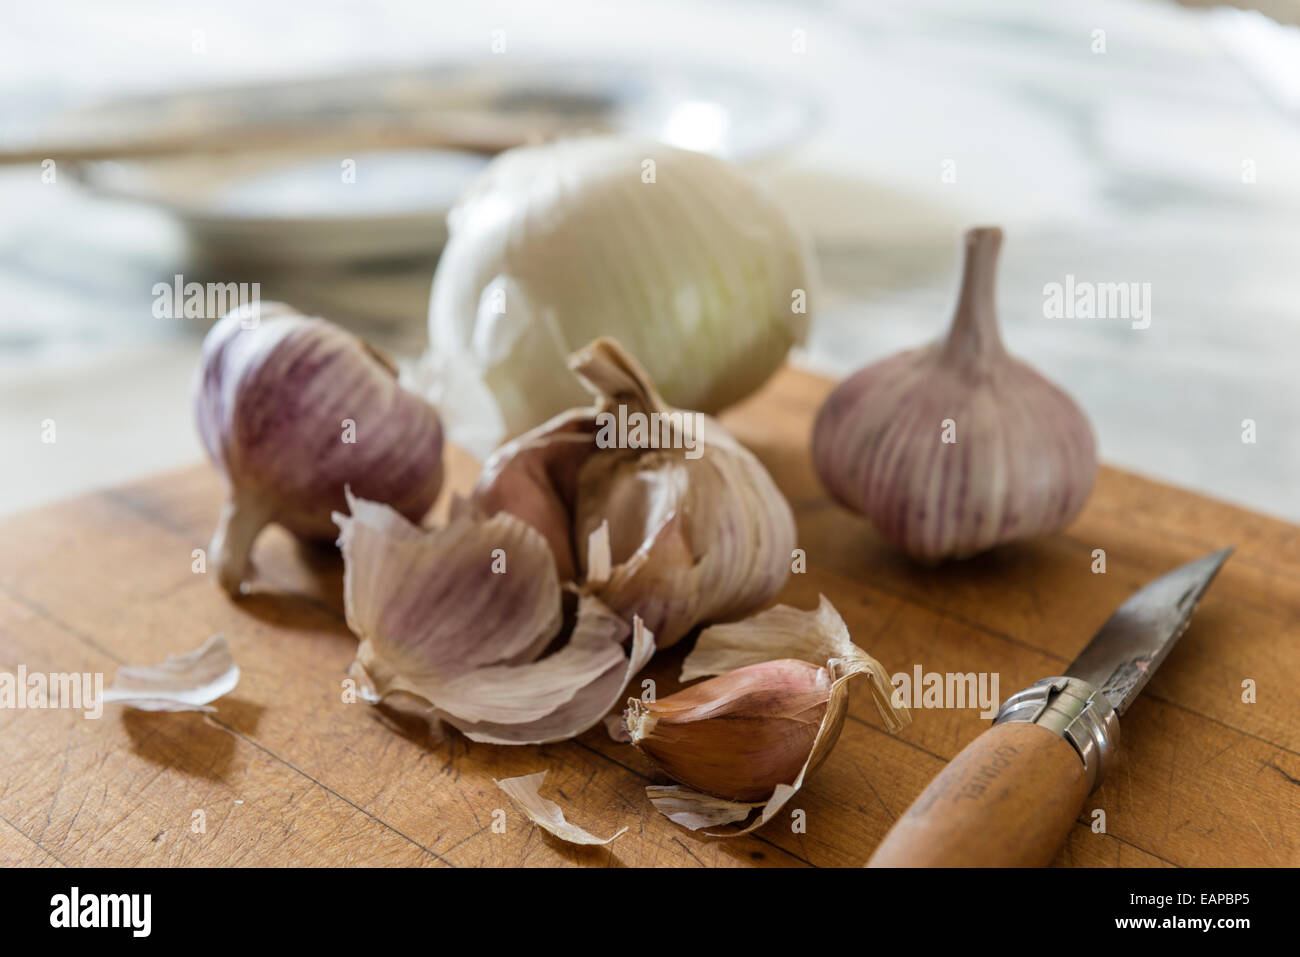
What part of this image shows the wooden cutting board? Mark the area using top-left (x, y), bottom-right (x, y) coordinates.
top-left (1, 365), bottom-right (1297, 867)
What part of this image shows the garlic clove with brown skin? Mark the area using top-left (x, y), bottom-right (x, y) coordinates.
top-left (633, 596), bottom-right (909, 836)
top-left (812, 227), bottom-right (1098, 562)
top-left (194, 302), bottom-right (444, 595)
top-left (626, 658), bottom-right (836, 803)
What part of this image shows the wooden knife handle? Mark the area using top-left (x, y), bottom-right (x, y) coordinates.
top-left (866, 721), bottom-right (1088, 867)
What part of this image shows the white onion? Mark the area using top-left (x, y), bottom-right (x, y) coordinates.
top-left (417, 135), bottom-right (815, 457)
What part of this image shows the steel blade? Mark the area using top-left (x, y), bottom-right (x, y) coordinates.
top-left (1066, 548), bottom-right (1232, 715)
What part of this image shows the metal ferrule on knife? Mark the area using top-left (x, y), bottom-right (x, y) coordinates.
top-left (994, 677), bottom-right (1119, 792)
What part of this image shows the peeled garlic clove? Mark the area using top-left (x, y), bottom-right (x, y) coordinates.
top-left (418, 135), bottom-right (815, 458)
top-left (626, 658), bottom-right (833, 802)
top-left (334, 490), bottom-right (655, 745)
top-left (636, 596), bottom-right (908, 836)
top-left (472, 337), bottom-right (796, 648)
top-left (813, 227), bottom-right (1098, 561)
top-left (194, 302), bottom-right (444, 595)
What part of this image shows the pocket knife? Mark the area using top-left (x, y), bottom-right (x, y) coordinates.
top-left (867, 547), bottom-right (1232, 867)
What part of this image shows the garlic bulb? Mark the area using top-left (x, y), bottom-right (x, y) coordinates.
top-left (627, 658), bottom-right (834, 802)
top-left (636, 596), bottom-right (909, 836)
top-left (813, 227), bottom-right (1097, 561)
top-left (471, 336), bottom-right (796, 648)
top-left (194, 302), bottom-right (444, 595)
top-left (419, 135), bottom-right (815, 457)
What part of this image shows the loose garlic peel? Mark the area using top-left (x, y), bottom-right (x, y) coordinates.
top-left (472, 337), bottom-right (796, 648)
top-left (496, 771), bottom-right (628, 846)
top-left (334, 489), bottom-right (655, 745)
top-left (812, 227), bottom-right (1098, 561)
top-left (101, 634), bottom-right (239, 712)
top-left (639, 596), bottom-right (909, 837)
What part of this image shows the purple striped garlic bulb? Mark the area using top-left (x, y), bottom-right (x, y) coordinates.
top-left (471, 337), bottom-right (796, 648)
top-left (194, 302), bottom-right (444, 595)
top-left (812, 227), bottom-right (1097, 561)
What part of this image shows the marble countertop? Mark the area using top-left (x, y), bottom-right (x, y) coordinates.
top-left (3, 0), bottom-right (1298, 521)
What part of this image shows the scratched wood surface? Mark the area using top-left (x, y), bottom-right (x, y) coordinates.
top-left (1, 365), bottom-right (1296, 868)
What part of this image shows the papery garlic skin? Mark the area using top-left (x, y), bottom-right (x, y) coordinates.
top-left (421, 135), bottom-right (815, 457)
top-left (101, 634), bottom-right (239, 713)
top-left (334, 489), bottom-right (655, 745)
top-left (496, 771), bottom-right (627, 846)
top-left (194, 302), bottom-right (443, 595)
top-left (626, 658), bottom-right (834, 802)
top-left (813, 228), bottom-right (1097, 561)
top-left (471, 337), bottom-right (796, 647)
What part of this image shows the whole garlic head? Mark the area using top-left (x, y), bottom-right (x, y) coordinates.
top-left (471, 337), bottom-right (796, 648)
top-left (194, 302), bottom-right (444, 595)
top-left (420, 135), bottom-right (815, 458)
top-left (813, 228), bottom-right (1097, 561)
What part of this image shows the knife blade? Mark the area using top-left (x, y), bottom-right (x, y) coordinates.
top-left (866, 547), bottom-right (1232, 868)
top-left (1066, 547), bottom-right (1232, 715)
